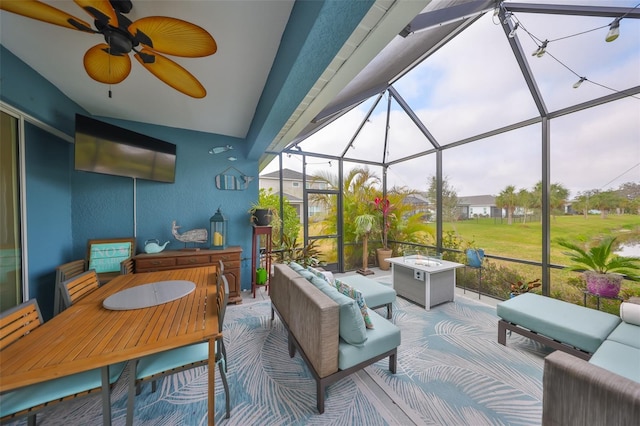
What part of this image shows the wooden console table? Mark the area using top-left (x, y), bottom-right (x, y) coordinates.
top-left (133, 247), bottom-right (242, 304)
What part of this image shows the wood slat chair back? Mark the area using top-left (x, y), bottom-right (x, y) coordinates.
top-left (0, 299), bottom-right (126, 424)
top-left (0, 299), bottom-right (42, 351)
top-left (60, 269), bottom-right (100, 310)
top-left (53, 259), bottom-right (87, 316)
top-left (120, 257), bottom-right (134, 275)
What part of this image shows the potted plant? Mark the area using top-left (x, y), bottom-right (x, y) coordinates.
top-left (354, 214), bottom-right (377, 275)
top-left (508, 278), bottom-right (541, 298)
top-left (374, 197), bottom-right (395, 270)
top-left (558, 236), bottom-right (640, 298)
top-left (464, 240), bottom-right (484, 268)
top-left (248, 203), bottom-right (273, 226)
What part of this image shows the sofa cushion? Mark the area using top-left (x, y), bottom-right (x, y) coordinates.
top-left (338, 274), bottom-right (396, 310)
top-left (335, 278), bottom-right (374, 329)
top-left (289, 261), bottom-right (304, 272)
top-left (620, 301), bottom-right (640, 326)
top-left (589, 340), bottom-right (640, 383)
top-left (338, 310), bottom-right (400, 370)
top-left (496, 293), bottom-right (621, 353)
top-left (606, 321), bottom-right (640, 349)
top-left (311, 276), bottom-right (368, 347)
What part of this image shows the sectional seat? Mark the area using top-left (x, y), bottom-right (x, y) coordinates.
top-left (495, 293), bottom-right (640, 424)
top-left (270, 262), bottom-right (400, 414)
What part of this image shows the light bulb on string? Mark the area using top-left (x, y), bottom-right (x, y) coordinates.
top-left (532, 40), bottom-right (548, 57)
top-left (508, 22), bottom-right (519, 38)
top-left (606, 18), bottom-right (620, 42)
top-left (573, 77), bottom-right (587, 89)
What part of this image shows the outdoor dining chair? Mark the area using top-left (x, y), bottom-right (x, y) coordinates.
top-left (120, 257), bottom-right (134, 275)
top-left (125, 275), bottom-right (231, 424)
top-left (0, 299), bottom-right (126, 425)
top-left (59, 269), bottom-right (100, 311)
top-left (53, 259), bottom-right (87, 316)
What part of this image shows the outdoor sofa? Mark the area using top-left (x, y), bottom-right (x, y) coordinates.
top-left (270, 262), bottom-right (400, 413)
top-left (496, 293), bottom-right (640, 425)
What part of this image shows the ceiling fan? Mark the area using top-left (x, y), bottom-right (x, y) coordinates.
top-left (1, 0), bottom-right (217, 98)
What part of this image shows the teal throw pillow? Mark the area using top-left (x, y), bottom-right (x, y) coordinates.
top-left (335, 278), bottom-right (374, 329)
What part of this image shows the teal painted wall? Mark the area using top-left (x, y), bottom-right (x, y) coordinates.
top-left (24, 124), bottom-right (73, 320)
top-left (1, 0), bottom-right (373, 318)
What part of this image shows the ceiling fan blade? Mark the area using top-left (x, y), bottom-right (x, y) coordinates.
top-left (84, 44), bottom-right (131, 84)
top-left (74, 0), bottom-right (118, 26)
top-left (134, 48), bottom-right (206, 98)
top-left (0, 0), bottom-right (93, 32)
top-left (129, 17), bottom-right (216, 58)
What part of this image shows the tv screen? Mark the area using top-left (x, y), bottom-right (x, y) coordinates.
top-left (74, 114), bottom-right (176, 183)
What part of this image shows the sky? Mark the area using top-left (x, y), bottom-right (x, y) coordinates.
top-left (263, 0), bottom-right (640, 199)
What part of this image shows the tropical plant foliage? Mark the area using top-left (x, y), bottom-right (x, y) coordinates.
top-left (254, 188), bottom-right (300, 248)
top-left (557, 236), bottom-right (640, 281)
top-left (309, 167), bottom-right (434, 269)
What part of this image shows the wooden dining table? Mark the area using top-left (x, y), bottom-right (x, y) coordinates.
top-left (0, 266), bottom-right (220, 425)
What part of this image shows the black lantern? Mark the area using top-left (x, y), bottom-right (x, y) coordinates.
top-left (209, 208), bottom-right (227, 250)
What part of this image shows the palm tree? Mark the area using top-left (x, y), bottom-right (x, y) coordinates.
top-left (496, 185), bottom-right (518, 225)
top-left (518, 188), bottom-right (534, 223)
top-left (354, 214), bottom-right (376, 274)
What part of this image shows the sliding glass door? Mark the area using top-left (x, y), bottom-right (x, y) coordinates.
top-left (0, 110), bottom-right (23, 311)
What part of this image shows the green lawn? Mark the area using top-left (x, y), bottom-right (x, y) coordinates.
top-left (441, 214), bottom-right (640, 311)
top-left (444, 214), bottom-right (640, 265)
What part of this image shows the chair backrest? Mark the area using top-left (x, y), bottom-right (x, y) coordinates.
top-left (120, 257), bottom-right (134, 275)
top-left (0, 299), bottom-right (42, 351)
top-left (54, 260), bottom-right (87, 315)
top-left (60, 269), bottom-right (100, 309)
top-left (217, 275), bottom-right (229, 332)
top-left (218, 259), bottom-right (225, 274)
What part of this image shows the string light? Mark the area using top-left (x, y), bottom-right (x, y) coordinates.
top-left (499, 4), bottom-right (640, 97)
top-left (572, 77), bottom-right (587, 89)
top-left (531, 40), bottom-right (547, 57)
top-left (605, 17), bottom-right (621, 42)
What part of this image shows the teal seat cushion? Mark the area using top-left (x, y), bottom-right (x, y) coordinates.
top-left (496, 293), bottom-right (621, 353)
top-left (288, 261), bottom-right (304, 272)
top-left (310, 276), bottom-right (368, 347)
top-left (338, 310), bottom-right (400, 370)
top-left (589, 340), bottom-right (640, 383)
top-left (606, 322), bottom-right (640, 349)
top-left (0, 362), bottom-right (126, 417)
top-left (136, 342), bottom-right (212, 379)
top-left (338, 274), bottom-right (396, 309)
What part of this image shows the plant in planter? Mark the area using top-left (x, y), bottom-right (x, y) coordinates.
top-left (558, 236), bottom-right (640, 298)
top-left (373, 196), bottom-right (395, 270)
top-left (248, 189), bottom-right (280, 226)
top-left (354, 214), bottom-right (377, 276)
top-left (508, 278), bottom-right (541, 298)
top-left (464, 239), bottom-right (485, 268)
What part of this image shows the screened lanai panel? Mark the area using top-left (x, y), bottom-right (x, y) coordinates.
top-left (297, 97), bottom-right (379, 158)
top-left (442, 124), bottom-right (542, 262)
top-left (511, 7), bottom-right (640, 113)
top-left (397, 12), bottom-right (540, 147)
top-left (382, 97), bottom-right (438, 164)
top-left (290, 0), bottom-right (495, 148)
top-left (387, 154), bottom-right (436, 193)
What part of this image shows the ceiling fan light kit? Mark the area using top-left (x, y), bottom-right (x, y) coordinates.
top-left (0, 0), bottom-right (217, 98)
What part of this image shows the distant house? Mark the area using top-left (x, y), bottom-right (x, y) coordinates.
top-left (457, 195), bottom-right (502, 219)
top-left (259, 168), bottom-right (328, 224)
top-left (405, 193), bottom-right (432, 221)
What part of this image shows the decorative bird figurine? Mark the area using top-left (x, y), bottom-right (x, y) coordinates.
top-left (171, 220), bottom-right (208, 247)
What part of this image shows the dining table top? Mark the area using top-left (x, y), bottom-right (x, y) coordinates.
top-left (0, 266), bottom-right (220, 393)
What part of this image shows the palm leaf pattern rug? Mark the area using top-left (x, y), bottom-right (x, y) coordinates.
top-left (7, 296), bottom-right (547, 425)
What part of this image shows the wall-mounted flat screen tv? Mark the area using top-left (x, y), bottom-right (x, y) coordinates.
top-left (74, 114), bottom-right (176, 183)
